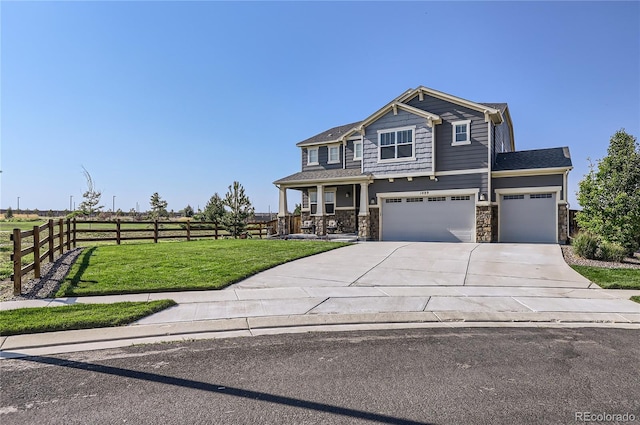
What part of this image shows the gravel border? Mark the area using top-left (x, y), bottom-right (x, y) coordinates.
top-left (560, 245), bottom-right (640, 269)
top-left (1, 248), bottom-right (85, 301)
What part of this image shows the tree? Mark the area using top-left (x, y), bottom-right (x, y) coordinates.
top-left (5, 207), bottom-right (13, 219)
top-left (203, 194), bottom-right (226, 225)
top-left (183, 204), bottom-right (194, 218)
top-left (293, 203), bottom-right (302, 216)
top-left (149, 192), bottom-right (168, 219)
top-left (576, 129), bottom-right (640, 254)
top-left (78, 166), bottom-right (103, 217)
top-left (222, 181), bottom-right (254, 238)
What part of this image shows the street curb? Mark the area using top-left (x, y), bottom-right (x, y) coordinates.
top-left (2, 312), bottom-right (639, 359)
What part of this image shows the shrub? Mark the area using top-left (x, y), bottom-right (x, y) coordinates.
top-left (573, 232), bottom-right (600, 259)
top-left (597, 241), bottom-right (627, 262)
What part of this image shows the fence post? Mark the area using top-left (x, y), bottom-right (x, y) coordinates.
top-left (59, 219), bottom-right (64, 254)
top-left (259, 222), bottom-right (263, 239)
top-left (154, 220), bottom-right (158, 243)
top-left (12, 229), bottom-right (22, 295)
top-left (186, 220), bottom-right (191, 242)
top-left (48, 219), bottom-right (54, 262)
top-left (66, 218), bottom-right (71, 250)
top-left (214, 222), bottom-right (219, 240)
top-left (72, 218), bottom-right (77, 248)
top-left (116, 219), bottom-right (121, 245)
top-left (33, 225), bottom-right (41, 279)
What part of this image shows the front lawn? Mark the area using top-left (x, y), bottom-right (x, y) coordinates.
top-left (56, 239), bottom-right (349, 296)
top-left (571, 265), bottom-right (640, 290)
top-left (0, 300), bottom-right (176, 336)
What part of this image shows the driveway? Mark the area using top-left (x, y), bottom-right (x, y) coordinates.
top-left (234, 242), bottom-right (592, 289)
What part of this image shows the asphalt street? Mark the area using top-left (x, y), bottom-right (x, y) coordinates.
top-left (2, 327), bottom-right (639, 424)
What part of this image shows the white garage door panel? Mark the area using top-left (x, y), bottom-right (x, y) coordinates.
top-left (500, 193), bottom-right (556, 243)
top-left (382, 196), bottom-right (475, 242)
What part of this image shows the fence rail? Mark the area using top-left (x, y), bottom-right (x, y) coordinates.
top-left (9, 218), bottom-right (278, 295)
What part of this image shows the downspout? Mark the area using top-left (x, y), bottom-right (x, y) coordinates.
top-left (342, 138), bottom-right (346, 170)
top-left (487, 119), bottom-right (492, 204)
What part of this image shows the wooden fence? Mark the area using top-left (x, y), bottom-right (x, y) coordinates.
top-left (9, 218), bottom-right (278, 296)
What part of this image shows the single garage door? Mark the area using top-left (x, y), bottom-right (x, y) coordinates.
top-left (500, 193), bottom-right (556, 243)
top-left (381, 195), bottom-right (475, 242)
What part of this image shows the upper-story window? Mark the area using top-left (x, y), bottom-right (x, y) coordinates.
top-left (451, 120), bottom-right (472, 146)
top-left (328, 145), bottom-right (340, 164)
top-left (307, 147), bottom-right (319, 165)
top-left (378, 126), bottom-right (415, 161)
top-left (353, 140), bottom-right (363, 160)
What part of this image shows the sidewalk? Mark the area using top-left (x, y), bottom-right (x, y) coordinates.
top-left (2, 242), bottom-right (639, 359)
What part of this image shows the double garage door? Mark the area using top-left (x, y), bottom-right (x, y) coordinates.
top-left (381, 195), bottom-right (475, 242)
top-left (499, 192), bottom-right (557, 243)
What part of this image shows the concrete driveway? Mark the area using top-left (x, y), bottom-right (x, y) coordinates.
top-left (234, 242), bottom-right (591, 289)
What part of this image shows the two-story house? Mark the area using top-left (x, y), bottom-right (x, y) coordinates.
top-left (274, 86), bottom-right (572, 243)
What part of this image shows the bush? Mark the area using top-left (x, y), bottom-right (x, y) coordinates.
top-left (573, 232), bottom-right (600, 259)
top-left (597, 241), bottom-right (627, 262)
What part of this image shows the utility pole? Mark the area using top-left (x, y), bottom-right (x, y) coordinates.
top-left (70, 195), bottom-right (73, 211)
top-left (17, 196), bottom-right (20, 213)
top-left (112, 195), bottom-right (116, 213)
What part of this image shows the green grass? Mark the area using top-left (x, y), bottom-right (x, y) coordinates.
top-left (631, 296), bottom-right (639, 304)
top-left (0, 221), bottom-right (46, 232)
top-left (0, 300), bottom-right (176, 336)
top-left (56, 239), bottom-right (349, 296)
top-left (571, 265), bottom-right (640, 289)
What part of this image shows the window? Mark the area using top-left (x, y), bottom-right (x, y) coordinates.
top-left (530, 193), bottom-right (553, 199)
top-left (307, 148), bottom-right (319, 165)
top-left (503, 194), bottom-right (525, 200)
top-left (427, 196), bottom-right (446, 202)
top-left (309, 191), bottom-right (318, 214)
top-left (328, 145), bottom-right (340, 164)
top-left (451, 120), bottom-right (471, 146)
top-left (325, 191), bottom-right (335, 214)
top-left (378, 127), bottom-right (415, 161)
top-left (309, 190), bottom-right (336, 214)
top-left (406, 197), bottom-right (424, 203)
top-left (451, 195), bottom-right (471, 201)
top-left (353, 141), bottom-right (363, 160)
top-left (385, 198), bottom-right (402, 203)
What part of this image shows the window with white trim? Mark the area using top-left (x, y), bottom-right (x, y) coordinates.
top-left (325, 191), bottom-right (335, 214)
top-left (309, 191), bottom-right (318, 214)
top-left (406, 197), bottom-right (424, 203)
top-left (530, 193), bottom-right (553, 199)
top-left (378, 127), bottom-right (414, 161)
top-left (309, 190), bottom-right (336, 215)
top-left (353, 141), bottom-right (363, 160)
top-left (428, 196), bottom-right (446, 202)
top-left (307, 148), bottom-right (319, 165)
top-left (451, 195), bottom-right (471, 201)
top-left (328, 145), bottom-right (340, 164)
top-left (451, 120), bottom-right (471, 146)
top-left (385, 198), bottom-right (402, 203)
top-left (503, 194), bottom-right (524, 200)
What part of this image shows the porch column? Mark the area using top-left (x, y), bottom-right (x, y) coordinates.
top-left (359, 182), bottom-right (369, 216)
top-left (277, 186), bottom-right (288, 236)
top-left (278, 186), bottom-right (288, 217)
top-left (316, 184), bottom-right (325, 216)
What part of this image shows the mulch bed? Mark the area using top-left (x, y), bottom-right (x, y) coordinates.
top-left (560, 245), bottom-right (640, 270)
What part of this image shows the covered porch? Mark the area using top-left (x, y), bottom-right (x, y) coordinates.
top-left (273, 170), bottom-right (372, 239)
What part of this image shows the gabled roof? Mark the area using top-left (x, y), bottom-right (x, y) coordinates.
top-left (494, 147), bottom-right (573, 171)
top-left (480, 103), bottom-right (508, 113)
top-left (273, 168), bottom-right (369, 185)
top-left (296, 121), bottom-right (362, 147)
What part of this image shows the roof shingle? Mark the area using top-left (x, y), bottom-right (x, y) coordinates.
top-left (494, 147), bottom-right (572, 171)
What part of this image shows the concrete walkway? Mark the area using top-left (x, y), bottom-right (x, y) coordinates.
top-left (2, 242), bottom-right (639, 358)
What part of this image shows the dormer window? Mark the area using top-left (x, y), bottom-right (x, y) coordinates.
top-left (307, 147), bottom-right (319, 165)
top-left (451, 120), bottom-right (471, 146)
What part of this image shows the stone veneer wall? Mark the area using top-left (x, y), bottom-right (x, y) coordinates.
top-left (558, 204), bottom-right (568, 244)
top-left (369, 208), bottom-right (380, 241)
top-left (358, 215), bottom-right (370, 240)
top-left (313, 216), bottom-right (325, 236)
top-left (277, 216), bottom-right (287, 236)
top-left (475, 206), bottom-right (493, 242)
top-left (334, 209), bottom-right (357, 233)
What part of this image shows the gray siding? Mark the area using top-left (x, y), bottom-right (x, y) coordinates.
top-left (344, 139), bottom-right (362, 170)
top-left (491, 174), bottom-right (564, 202)
top-left (301, 145), bottom-right (343, 172)
top-left (369, 173), bottom-right (488, 200)
top-left (362, 109), bottom-right (433, 175)
top-left (406, 95), bottom-right (488, 172)
top-left (493, 120), bottom-right (513, 165)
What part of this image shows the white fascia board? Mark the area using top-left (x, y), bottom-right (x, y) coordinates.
top-left (492, 167), bottom-right (573, 178)
top-left (278, 176), bottom-right (372, 188)
top-left (359, 100), bottom-right (441, 132)
top-left (494, 186), bottom-right (562, 195)
top-left (377, 188), bottom-right (479, 199)
top-left (435, 168), bottom-right (489, 176)
top-left (372, 171), bottom-right (435, 180)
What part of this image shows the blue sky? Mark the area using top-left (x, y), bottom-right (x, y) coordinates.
top-left (1, 1), bottom-right (638, 214)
